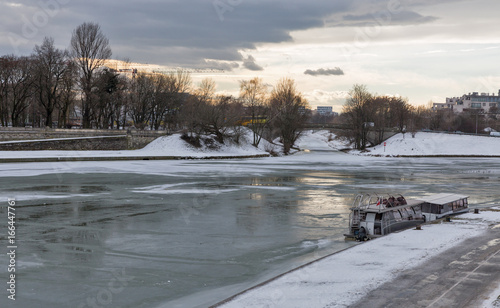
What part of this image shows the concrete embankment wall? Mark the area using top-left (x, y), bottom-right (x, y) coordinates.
top-left (0, 128), bottom-right (168, 150)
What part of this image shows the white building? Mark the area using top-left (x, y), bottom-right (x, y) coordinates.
top-left (440, 90), bottom-right (500, 113)
top-left (316, 106), bottom-right (333, 115)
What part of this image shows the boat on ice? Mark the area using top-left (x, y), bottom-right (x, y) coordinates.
top-left (344, 193), bottom-right (469, 241)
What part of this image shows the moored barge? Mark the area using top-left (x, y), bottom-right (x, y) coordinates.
top-left (345, 193), bottom-right (469, 241)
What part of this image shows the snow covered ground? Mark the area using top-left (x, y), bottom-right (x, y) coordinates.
top-left (0, 129), bottom-right (271, 159)
top-left (2, 130), bottom-right (499, 160)
top-left (359, 132), bottom-right (500, 157)
top-left (219, 208), bottom-right (500, 308)
top-left (0, 129), bottom-right (349, 160)
top-left (295, 130), bottom-right (350, 151)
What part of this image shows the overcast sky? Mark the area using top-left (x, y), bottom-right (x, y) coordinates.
top-left (2, 0), bottom-right (500, 111)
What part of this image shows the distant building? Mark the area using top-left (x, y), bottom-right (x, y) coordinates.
top-left (432, 102), bottom-right (454, 111)
top-left (316, 106), bottom-right (333, 115)
top-left (442, 90), bottom-right (500, 113)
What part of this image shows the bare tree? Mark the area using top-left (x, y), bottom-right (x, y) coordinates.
top-left (197, 78), bottom-right (216, 103)
top-left (128, 73), bottom-right (154, 129)
top-left (7, 56), bottom-right (34, 127)
top-left (179, 78), bottom-right (244, 143)
top-left (56, 61), bottom-right (77, 128)
top-left (370, 95), bottom-right (391, 144)
top-left (95, 68), bottom-right (124, 129)
top-left (70, 22), bottom-right (112, 128)
top-left (162, 70), bottom-right (191, 132)
top-left (202, 95), bottom-right (231, 143)
top-left (32, 37), bottom-right (70, 127)
top-left (149, 74), bottom-right (171, 130)
top-left (239, 77), bottom-right (269, 147)
top-left (181, 95), bottom-right (204, 140)
top-left (0, 56), bottom-right (14, 126)
top-left (181, 78), bottom-right (216, 139)
top-left (410, 104), bottom-right (431, 133)
top-left (388, 96), bottom-right (411, 133)
top-left (269, 77), bottom-right (309, 154)
top-left (342, 84), bottom-right (373, 150)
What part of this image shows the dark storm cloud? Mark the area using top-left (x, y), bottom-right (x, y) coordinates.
top-left (242, 55), bottom-right (263, 71)
top-left (304, 67), bottom-right (344, 76)
top-left (0, 0), bottom-right (460, 67)
top-left (0, 0), bottom-right (353, 66)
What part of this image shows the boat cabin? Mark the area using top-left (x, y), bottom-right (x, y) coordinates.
top-left (419, 193), bottom-right (469, 221)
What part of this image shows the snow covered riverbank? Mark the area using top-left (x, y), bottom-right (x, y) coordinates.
top-left (0, 129), bottom-right (349, 161)
top-left (216, 209), bottom-right (500, 308)
top-left (358, 132), bottom-right (500, 157)
top-left (0, 130), bottom-right (271, 161)
top-left (1, 130), bottom-right (499, 161)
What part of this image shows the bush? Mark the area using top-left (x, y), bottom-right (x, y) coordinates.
top-left (181, 133), bottom-right (201, 148)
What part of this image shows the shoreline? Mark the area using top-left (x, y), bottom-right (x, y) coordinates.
top-left (2, 151), bottom-right (500, 164)
top-left (355, 154), bottom-right (500, 158)
top-left (0, 154), bottom-right (271, 163)
top-left (209, 244), bottom-right (358, 308)
top-left (212, 210), bottom-right (500, 308)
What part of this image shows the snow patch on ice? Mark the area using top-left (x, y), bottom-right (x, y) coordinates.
top-left (3, 193), bottom-right (104, 201)
top-left (300, 238), bottom-right (331, 249)
top-left (134, 188), bottom-right (239, 195)
top-left (241, 185), bottom-right (296, 191)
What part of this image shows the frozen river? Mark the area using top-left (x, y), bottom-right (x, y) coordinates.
top-left (1, 151), bottom-right (499, 307)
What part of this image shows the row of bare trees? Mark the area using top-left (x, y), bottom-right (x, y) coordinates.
top-left (0, 21), bottom-right (312, 153)
top-left (0, 22), bottom-right (109, 128)
top-left (428, 107), bottom-right (500, 134)
top-left (341, 84), bottom-right (418, 149)
top-left (0, 42), bottom-right (77, 128)
top-left (340, 85), bottom-right (500, 150)
top-left (180, 77), bottom-right (309, 154)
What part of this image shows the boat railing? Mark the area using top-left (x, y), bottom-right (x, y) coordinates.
top-left (351, 193), bottom-right (384, 211)
top-left (351, 193), bottom-right (408, 212)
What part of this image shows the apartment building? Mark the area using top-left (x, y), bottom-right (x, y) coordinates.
top-left (438, 90), bottom-right (500, 113)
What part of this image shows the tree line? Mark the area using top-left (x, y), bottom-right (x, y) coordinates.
top-left (0, 22), bottom-right (310, 154)
top-left (3, 22), bottom-right (496, 153)
top-left (340, 84), bottom-right (500, 150)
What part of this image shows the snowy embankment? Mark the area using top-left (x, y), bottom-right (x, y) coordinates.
top-left (218, 209), bottom-right (500, 308)
top-left (4, 130), bottom-right (498, 160)
top-left (358, 132), bottom-right (500, 157)
top-left (0, 129), bottom-right (350, 161)
top-left (0, 128), bottom-right (272, 160)
top-left (141, 131), bottom-right (272, 157)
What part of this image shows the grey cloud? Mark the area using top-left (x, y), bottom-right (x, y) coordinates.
top-left (0, 0), bottom-right (351, 66)
top-left (243, 55), bottom-right (263, 71)
top-left (0, 0), bottom-right (466, 67)
top-left (341, 10), bottom-right (438, 26)
top-left (202, 59), bottom-right (239, 71)
top-left (304, 68), bottom-right (344, 76)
